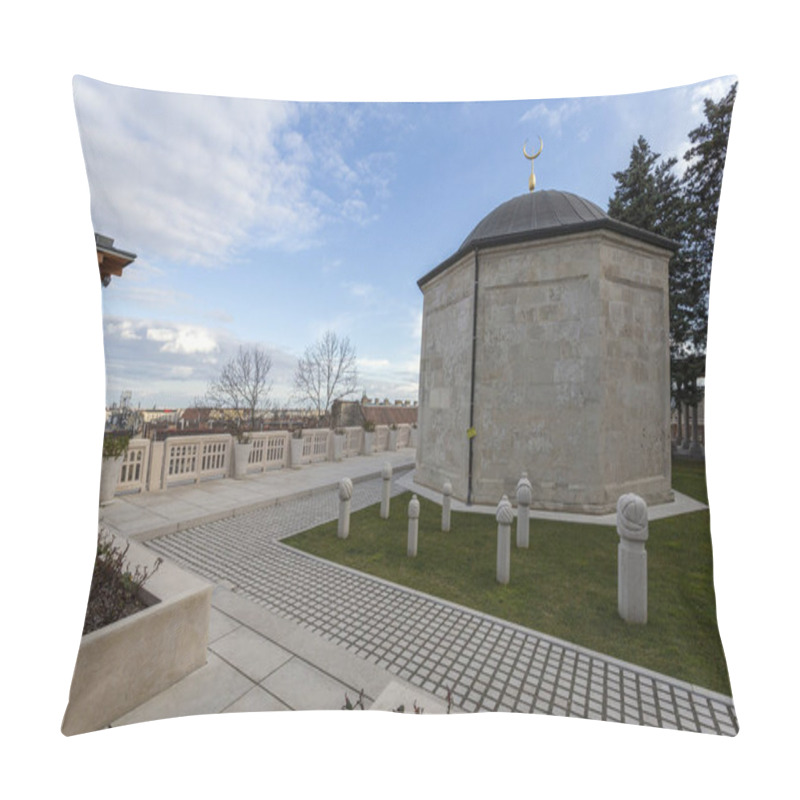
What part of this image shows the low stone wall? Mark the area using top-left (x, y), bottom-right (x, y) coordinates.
top-left (112, 424), bottom-right (416, 497)
top-left (61, 538), bottom-right (213, 736)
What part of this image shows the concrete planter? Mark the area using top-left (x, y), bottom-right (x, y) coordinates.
top-left (388, 429), bottom-right (398, 451)
top-left (62, 537), bottom-right (213, 736)
top-left (409, 427), bottom-right (418, 448)
top-left (362, 431), bottom-right (374, 455)
top-left (99, 456), bottom-right (124, 505)
top-left (333, 434), bottom-right (345, 462)
top-left (290, 437), bottom-right (304, 468)
top-left (233, 441), bottom-right (253, 479)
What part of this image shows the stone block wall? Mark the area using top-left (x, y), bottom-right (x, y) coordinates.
top-left (416, 229), bottom-right (673, 513)
top-left (415, 252), bottom-right (474, 501)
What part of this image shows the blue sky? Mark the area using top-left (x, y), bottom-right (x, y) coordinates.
top-left (74, 75), bottom-right (735, 410)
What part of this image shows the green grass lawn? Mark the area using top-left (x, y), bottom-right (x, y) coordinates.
top-left (671, 456), bottom-right (709, 504)
top-left (285, 458), bottom-right (731, 695)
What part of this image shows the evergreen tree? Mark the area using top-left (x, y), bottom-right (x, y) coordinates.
top-left (680, 82), bottom-right (737, 359)
top-left (607, 136), bottom-right (687, 406)
top-left (608, 136), bottom-right (682, 236)
top-left (607, 83), bottom-right (736, 421)
top-left (671, 82), bottom-right (737, 414)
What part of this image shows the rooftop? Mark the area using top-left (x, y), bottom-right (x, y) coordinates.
top-left (96, 232), bottom-right (137, 285)
top-left (418, 189), bottom-right (678, 289)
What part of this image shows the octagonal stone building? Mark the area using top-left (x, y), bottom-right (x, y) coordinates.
top-left (414, 189), bottom-right (676, 514)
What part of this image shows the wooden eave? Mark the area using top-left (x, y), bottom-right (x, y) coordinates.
top-left (98, 248), bottom-right (135, 278)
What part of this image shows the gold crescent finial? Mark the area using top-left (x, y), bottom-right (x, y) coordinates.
top-left (523, 136), bottom-right (544, 192)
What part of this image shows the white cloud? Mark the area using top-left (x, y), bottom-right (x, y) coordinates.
top-left (145, 324), bottom-right (219, 355)
top-left (73, 78), bottom-right (394, 268)
top-left (102, 315), bottom-right (302, 408)
top-left (355, 351), bottom-right (420, 403)
top-left (339, 195), bottom-right (377, 225)
top-left (668, 78), bottom-right (736, 178)
top-left (105, 319), bottom-right (142, 340)
top-left (360, 377), bottom-right (419, 402)
top-left (169, 365), bottom-right (195, 378)
top-left (117, 284), bottom-right (192, 309)
top-left (357, 357), bottom-right (391, 369)
top-left (520, 100), bottom-right (582, 136)
top-left (396, 356), bottom-right (421, 375)
top-left (690, 78), bottom-right (732, 116)
top-left (203, 309), bottom-right (234, 324)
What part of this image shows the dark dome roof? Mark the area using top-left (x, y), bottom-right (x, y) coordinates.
top-left (418, 188), bottom-right (678, 289)
top-left (459, 190), bottom-right (607, 250)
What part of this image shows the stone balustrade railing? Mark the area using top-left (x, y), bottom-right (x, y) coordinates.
top-left (249, 431), bottom-right (290, 471)
top-left (343, 427), bottom-right (363, 457)
top-left (117, 438), bottom-right (151, 493)
top-left (108, 424), bottom-right (417, 498)
top-left (302, 429), bottom-right (330, 462)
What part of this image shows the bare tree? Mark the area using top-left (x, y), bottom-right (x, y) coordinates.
top-left (293, 331), bottom-right (359, 424)
top-left (205, 345), bottom-right (273, 430)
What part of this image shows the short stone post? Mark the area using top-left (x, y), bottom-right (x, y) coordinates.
top-left (681, 404), bottom-right (691, 451)
top-left (496, 495), bottom-right (513, 584)
top-left (516, 472), bottom-right (532, 548)
top-left (380, 462), bottom-right (392, 519)
top-left (338, 477), bottom-right (353, 539)
top-left (689, 404), bottom-right (704, 458)
top-left (407, 494), bottom-right (420, 557)
top-left (441, 480), bottom-right (452, 532)
top-left (617, 493), bottom-right (649, 624)
top-left (674, 401), bottom-right (683, 448)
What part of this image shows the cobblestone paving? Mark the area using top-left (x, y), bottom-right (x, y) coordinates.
top-left (147, 476), bottom-right (738, 735)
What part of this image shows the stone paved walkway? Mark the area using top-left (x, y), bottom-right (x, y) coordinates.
top-left (147, 473), bottom-right (738, 735)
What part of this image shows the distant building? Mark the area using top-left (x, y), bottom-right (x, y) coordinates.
top-left (173, 407), bottom-right (320, 434)
top-left (178, 407), bottom-right (215, 431)
top-left (332, 398), bottom-right (418, 429)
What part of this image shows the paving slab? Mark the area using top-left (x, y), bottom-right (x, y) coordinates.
top-left (210, 626), bottom-right (294, 683)
top-left (260, 658), bottom-right (358, 711)
top-left (223, 686), bottom-right (291, 714)
top-left (210, 587), bottom-right (398, 702)
top-left (113, 652), bottom-right (254, 727)
top-left (207, 606), bottom-right (241, 644)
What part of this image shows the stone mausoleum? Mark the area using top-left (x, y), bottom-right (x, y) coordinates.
top-left (414, 186), bottom-right (677, 514)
